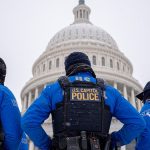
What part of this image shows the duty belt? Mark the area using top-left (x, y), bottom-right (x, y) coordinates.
top-left (52, 131), bottom-right (112, 150)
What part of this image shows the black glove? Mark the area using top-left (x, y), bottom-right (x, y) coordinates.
top-left (109, 133), bottom-right (118, 150)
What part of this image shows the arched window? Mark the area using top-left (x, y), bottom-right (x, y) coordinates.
top-left (102, 57), bottom-right (105, 66)
top-left (34, 69), bottom-right (36, 75)
top-left (92, 55), bottom-right (96, 65)
top-left (49, 61), bottom-right (52, 70)
top-left (117, 62), bottom-right (120, 70)
top-left (43, 64), bottom-right (45, 72)
top-left (77, 11), bottom-right (78, 18)
top-left (56, 58), bottom-right (59, 68)
top-left (87, 12), bottom-right (89, 19)
top-left (110, 59), bottom-right (113, 68)
top-left (128, 67), bottom-right (130, 73)
top-left (80, 9), bottom-right (82, 18)
top-left (37, 66), bottom-right (40, 74)
top-left (83, 10), bottom-right (85, 18)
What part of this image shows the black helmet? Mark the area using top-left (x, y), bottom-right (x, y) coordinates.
top-left (64, 52), bottom-right (96, 77)
top-left (136, 81), bottom-right (150, 103)
top-left (65, 52), bottom-right (91, 72)
top-left (0, 58), bottom-right (6, 84)
top-left (65, 52), bottom-right (91, 75)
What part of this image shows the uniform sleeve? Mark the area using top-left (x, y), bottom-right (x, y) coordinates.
top-left (18, 133), bottom-right (29, 150)
top-left (21, 85), bottom-right (54, 150)
top-left (135, 105), bottom-right (150, 150)
top-left (0, 92), bottom-right (22, 150)
top-left (110, 89), bottom-right (145, 146)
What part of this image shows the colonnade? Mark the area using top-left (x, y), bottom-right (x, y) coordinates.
top-left (23, 81), bottom-right (142, 112)
top-left (112, 81), bottom-right (142, 110)
top-left (22, 86), bottom-right (41, 112)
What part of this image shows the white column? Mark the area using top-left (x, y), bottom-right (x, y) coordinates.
top-left (21, 97), bottom-right (24, 111)
top-left (114, 81), bottom-right (117, 89)
top-left (121, 145), bottom-right (126, 150)
top-left (29, 141), bottom-right (34, 150)
top-left (131, 88), bottom-right (136, 107)
top-left (44, 84), bottom-right (47, 88)
top-left (140, 100), bottom-right (143, 108)
top-left (123, 85), bottom-right (128, 99)
top-left (28, 91), bottom-right (32, 107)
top-left (34, 88), bottom-right (39, 99)
top-left (22, 95), bottom-right (27, 111)
top-left (137, 99), bottom-right (141, 111)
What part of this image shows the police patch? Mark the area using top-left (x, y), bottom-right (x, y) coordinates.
top-left (70, 87), bottom-right (101, 101)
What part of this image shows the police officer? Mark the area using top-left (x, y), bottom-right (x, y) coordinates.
top-left (21, 52), bottom-right (145, 150)
top-left (0, 58), bottom-right (28, 150)
top-left (135, 81), bottom-right (150, 150)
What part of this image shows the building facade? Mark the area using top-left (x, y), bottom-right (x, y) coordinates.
top-left (21, 0), bottom-right (143, 149)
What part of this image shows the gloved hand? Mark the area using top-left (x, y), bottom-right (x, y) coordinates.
top-left (48, 136), bottom-right (53, 150)
top-left (109, 141), bottom-right (116, 150)
top-left (109, 132), bottom-right (118, 150)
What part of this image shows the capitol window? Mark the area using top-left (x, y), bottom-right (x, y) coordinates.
top-left (43, 64), bottom-right (45, 72)
top-left (77, 11), bottom-right (78, 18)
top-left (56, 58), bottom-right (59, 68)
top-left (34, 69), bottom-right (36, 75)
top-left (123, 65), bottom-right (125, 72)
top-left (128, 67), bottom-right (130, 73)
top-left (102, 57), bottom-right (105, 66)
top-left (87, 12), bottom-right (89, 19)
top-left (110, 59), bottom-right (113, 68)
top-left (83, 10), bottom-right (85, 18)
top-left (117, 62), bottom-right (120, 70)
top-left (80, 9), bottom-right (82, 18)
top-left (92, 56), bottom-right (96, 65)
top-left (49, 61), bottom-right (52, 70)
top-left (37, 66), bottom-right (40, 74)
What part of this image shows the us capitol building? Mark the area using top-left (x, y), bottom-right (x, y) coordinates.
top-left (21, 0), bottom-right (143, 149)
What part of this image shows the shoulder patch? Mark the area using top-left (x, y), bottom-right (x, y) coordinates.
top-left (141, 109), bottom-right (150, 117)
top-left (11, 98), bottom-right (18, 107)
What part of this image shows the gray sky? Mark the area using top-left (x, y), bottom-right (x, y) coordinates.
top-left (0, 0), bottom-right (150, 109)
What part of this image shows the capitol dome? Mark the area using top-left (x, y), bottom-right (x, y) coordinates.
top-left (21, 0), bottom-right (143, 149)
top-left (46, 23), bottom-right (119, 51)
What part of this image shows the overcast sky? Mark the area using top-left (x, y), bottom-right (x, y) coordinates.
top-left (0, 0), bottom-right (150, 109)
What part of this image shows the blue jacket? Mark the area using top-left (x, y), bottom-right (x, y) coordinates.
top-left (0, 83), bottom-right (22, 150)
top-left (21, 72), bottom-right (145, 150)
top-left (135, 100), bottom-right (150, 150)
top-left (19, 133), bottom-right (29, 150)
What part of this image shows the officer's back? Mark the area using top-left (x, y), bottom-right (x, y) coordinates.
top-left (0, 58), bottom-right (23, 149)
top-left (135, 81), bottom-right (150, 150)
top-left (21, 52), bottom-right (145, 150)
